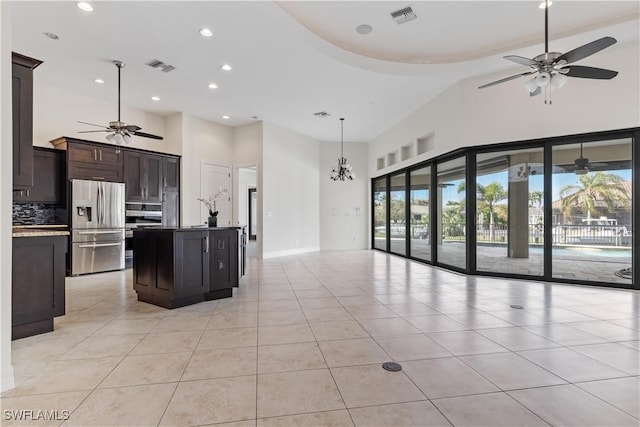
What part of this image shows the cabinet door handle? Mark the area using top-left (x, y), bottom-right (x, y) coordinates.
top-left (26, 190), bottom-right (30, 197)
top-left (99, 150), bottom-right (102, 161)
top-left (93, 149), bottom-right (97, 161)
top-left (204, 236), bottom-right (209, 253)
top-left (92, 176), bottom-right (105, 181)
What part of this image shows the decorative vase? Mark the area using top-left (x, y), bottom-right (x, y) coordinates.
top-left (208, 216), bottom-right (217, 228)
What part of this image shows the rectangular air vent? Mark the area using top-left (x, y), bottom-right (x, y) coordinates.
top-left (313, 111), bottom-right (331, 118)
top-left (146, 59), bottom-right (176, 73)
top-left (391, 6), bottom-right (417, 24)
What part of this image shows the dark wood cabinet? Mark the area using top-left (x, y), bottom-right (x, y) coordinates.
top-left (12, 53), bottom-right (42, 191)
top-left (12, 235), bottom-right (66, 339)
top-left (133, 229), bottom-right (209, 308)
top-left (163, 156), bottom-right (180, 191)
top-left (133, 228), bottom-right (240, 308)
top-left (207, 229), bottom-right (238, 297)
top-left (124, 151), bottom-right (162, 202)
top-left (51, 138), bottom-right (124, 182)
top-left (13, 148), bottom-right (65, 204)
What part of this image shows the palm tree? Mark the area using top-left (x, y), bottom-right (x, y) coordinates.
top-left (559, 172), bottom-right (630, 221)
top-left (477, 182), bottom-right (507, 241)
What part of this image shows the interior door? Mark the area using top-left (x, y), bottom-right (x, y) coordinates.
top-left (201, 163), bottom-right (232, 226)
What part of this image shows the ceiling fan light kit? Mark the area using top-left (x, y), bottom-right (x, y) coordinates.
top-left (78, 61), bottom-right (164, 143)
top-left (479, 3), bottom-right (618, 104)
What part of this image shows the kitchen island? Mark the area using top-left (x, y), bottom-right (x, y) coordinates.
top-left (12, 226), bottom-right (69, 339)
top-left (133, 226), bottom-right (245, 309)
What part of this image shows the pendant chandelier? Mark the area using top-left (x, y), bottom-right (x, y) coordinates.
top-left (329, 118), bottom-right (355, 181)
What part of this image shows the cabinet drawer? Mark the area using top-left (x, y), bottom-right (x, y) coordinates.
top-left (68, 160), bottom-right (123, 182)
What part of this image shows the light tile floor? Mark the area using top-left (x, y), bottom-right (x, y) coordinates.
top-left (2, 250), bottom-right (639, 426)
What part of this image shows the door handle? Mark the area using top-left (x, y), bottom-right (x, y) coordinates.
top-left (99, 150), bottom-right (102, 161)
top-left (93, 149), bottom-right (97, 161)
top-left (78, 243), bottom-right (122, 248)
top-left (78, 230), bottom-right (122, 235)
top-left (203, 236), bottom-right (209, 253)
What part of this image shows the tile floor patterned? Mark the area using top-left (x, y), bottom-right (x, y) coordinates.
top-left (2, 250), bottom-right (639, 426)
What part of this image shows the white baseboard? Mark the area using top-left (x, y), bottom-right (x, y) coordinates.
top-left (262, 247), bottom-right (320, 259)
top-left (1, 363), bottom-right (14, 393)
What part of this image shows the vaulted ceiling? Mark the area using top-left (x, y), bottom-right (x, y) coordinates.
top-left (10, 1), bottom-right (640, 142)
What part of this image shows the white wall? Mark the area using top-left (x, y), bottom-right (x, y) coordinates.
top-left (320, 141), bottom-right (369, 250)
top-left (181, 114), bottom-right (233, 226)
top-left (1, 1), bottom-right (14, 392)
top-left (262, 122), bottom-right (320, 258)
top-left (32, 82), bottom-right (177, 154)
top-left (369, 41), bottom-right (640, 177)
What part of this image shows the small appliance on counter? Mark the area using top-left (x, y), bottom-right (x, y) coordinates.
top-left (71, 179), bottom-right (125, 275)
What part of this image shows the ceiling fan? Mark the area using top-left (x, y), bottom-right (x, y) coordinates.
top-left (478, 3), bottom-right (619, 101)
top-left (571, 143), bottom-right (606, 175)
top-left (78, 61), bottom-right (163, 144)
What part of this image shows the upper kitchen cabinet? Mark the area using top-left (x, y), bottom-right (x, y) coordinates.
top-left (51, 137), bottom-right (124, 182)
top-left (13, 148), bottom-right (65, 204)
top-left (163, 156), bottom-right (180, 192)
top-left (12, 53), bottom-right (42, 191)
top-left (124, 151), bottom-right (162, 202)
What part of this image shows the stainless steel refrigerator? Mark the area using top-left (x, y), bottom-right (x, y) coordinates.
top-left (71, 179), bottom-right (125, 275)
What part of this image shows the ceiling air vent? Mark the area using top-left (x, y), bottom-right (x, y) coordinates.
top-left (313, 111), bottom-right (331, 118)
top-left (390, 6), bottom-right (417, 24)
top-left (146, 59), bottom-right (176, 73)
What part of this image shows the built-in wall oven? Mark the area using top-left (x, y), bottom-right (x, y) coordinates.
top-left (125, 202), bottom-right (163, 266)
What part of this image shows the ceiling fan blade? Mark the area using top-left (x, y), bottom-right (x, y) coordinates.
top-left (504, 55), bottom-right (540, 67)
top-left (529, 87), bottom-right (542, 97)
top-left (132, 131), bottom-right (164, 140)
top-left (478, 71), bottom-right (534, 89)
top-left (124, 124), bottom-right (142, 132)
top-left (78, 120), bottom-right (108, 129)
top-left (556, 36), bottom-right (617, 65)
top-left (564, 65), bottom-right (618, 80)
top-left (77, 130), bottom-right (110, 133)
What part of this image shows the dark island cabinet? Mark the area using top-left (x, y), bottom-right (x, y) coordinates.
top-left (133, 228), bottom-right (240, 309)
top-left (12, 235), bottom-right (66, 339)
top-left (207, 229), bottom-right (238, 299)
top-left (124, 151), bottom-right (163, 202)
top-left (133, 229), bottom-right (209, 308)
top-left (12, 52), bottom-right (42, 191)
top-left (14, 148), bottom-right (65, 204)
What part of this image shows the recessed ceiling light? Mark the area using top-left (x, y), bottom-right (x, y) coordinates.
top-left (43, 32), bottom-right (59, 40)
top-left (94, 78), bottom-right (104, 84)
top-left (356, 24), bottom-right (373, 35)
top-left (76, 2), bottom-right (93, 12)
top-left (199, 28), bottom-right (213, 37)
top-left (151, 96), bottom-right (160, 102)
top-left (208, 83), bottom-right (218, 89)
top-left (221, 64), bottom-right (232, 71)
top-left (539, 0), bottom-right (552, 8)
top-left (222, 115), bottom-right (230, 120)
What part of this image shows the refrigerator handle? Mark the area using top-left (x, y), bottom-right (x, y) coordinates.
top-left (97, 183), bottom-right (102, 225)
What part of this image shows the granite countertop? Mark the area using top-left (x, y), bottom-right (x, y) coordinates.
top-left (133, 225), bottom-right (245, 232)
top-left (12, 225), bottom-right (70, 238)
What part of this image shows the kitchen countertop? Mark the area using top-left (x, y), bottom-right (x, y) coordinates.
top-left (12, 225), bottom-right (70, 238)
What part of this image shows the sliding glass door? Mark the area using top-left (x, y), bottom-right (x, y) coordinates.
top-left (410, 166), bottom-right (431, 262)
top-left (436, 156), bottom-right (466, 270)
top-left (389, 172), bottom-right (407, 255)
top-left (373, 177), bottom-right (387, 251)
top-left (476, 148), bottom-right (544, 276)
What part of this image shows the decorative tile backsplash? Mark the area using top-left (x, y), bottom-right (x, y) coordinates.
top-left (13, 203), bottom-right (66, 225)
